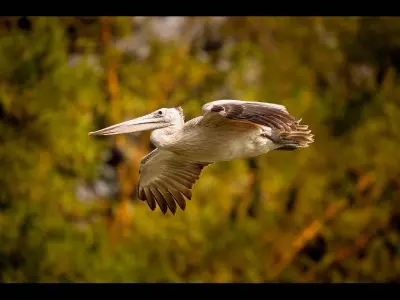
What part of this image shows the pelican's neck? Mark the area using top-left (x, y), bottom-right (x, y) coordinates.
top-left (150, 123), bottom-right (183, 148)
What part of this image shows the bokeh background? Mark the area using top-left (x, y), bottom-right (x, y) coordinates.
top-left (0, 16), bottom-right (399, 283)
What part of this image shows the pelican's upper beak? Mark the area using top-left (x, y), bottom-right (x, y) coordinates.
top-left (88, 113), bottom-right (166, 136)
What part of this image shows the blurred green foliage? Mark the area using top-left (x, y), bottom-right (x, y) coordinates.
top-left (0, 16), bottom-right (399, 283)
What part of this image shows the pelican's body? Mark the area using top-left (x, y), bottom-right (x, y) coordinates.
top-left (89, 100), bottom-right (314, 215)
top-left (152, 116), bottom-right (276, 162)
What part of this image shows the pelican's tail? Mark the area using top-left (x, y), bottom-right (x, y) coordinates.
top-left (275, 119), bottom-right (314, 151)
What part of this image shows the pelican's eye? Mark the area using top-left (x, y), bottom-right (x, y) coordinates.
top-left (155, 110), bottom-right (165, 117)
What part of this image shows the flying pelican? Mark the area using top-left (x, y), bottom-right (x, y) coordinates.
top-left (89, 100), bottom-right (314, 215)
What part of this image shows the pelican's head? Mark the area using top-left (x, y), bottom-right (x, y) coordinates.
top-left (88, 107), bottom-right (184, 136)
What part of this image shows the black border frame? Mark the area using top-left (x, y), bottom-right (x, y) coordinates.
top-left (0, 282), bottom-right (397, 296)
top-left (2, 4), bottom-right (399, 16)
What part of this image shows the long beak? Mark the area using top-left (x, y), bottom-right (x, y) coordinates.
top-left (88, 114), bottom-right (165, 136)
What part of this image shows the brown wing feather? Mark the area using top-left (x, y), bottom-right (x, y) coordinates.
top-left (202, 100), bottom-right (314, 148)
top-left (208, 102), bottom-right (297, 131)
top-left (137, 149), bottom-right (211, 215)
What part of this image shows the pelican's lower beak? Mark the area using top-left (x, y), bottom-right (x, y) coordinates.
top-left (88, 114), bottom-right (165, 136)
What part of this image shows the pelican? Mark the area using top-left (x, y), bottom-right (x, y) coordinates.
top-left (89, 100), bottom-right (314, 215)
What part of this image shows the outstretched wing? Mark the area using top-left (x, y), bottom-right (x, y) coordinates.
top-left (201, 99), bottom-right (314, 148)
top-left (137, 149), bottom-right (211, 215)
top-left (202, 100), bottom-right (296, 131)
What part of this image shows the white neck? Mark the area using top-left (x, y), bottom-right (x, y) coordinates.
top-left (150, 124), bottom-right (183, 148)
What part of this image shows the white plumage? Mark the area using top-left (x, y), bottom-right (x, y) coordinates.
top-left (89, 100), bottom-right (314, 214)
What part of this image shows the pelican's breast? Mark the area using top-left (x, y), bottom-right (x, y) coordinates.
top-left (166, 119), bottom-right (275, 162)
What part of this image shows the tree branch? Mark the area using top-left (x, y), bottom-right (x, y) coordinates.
top-left (269, 200), bottom-right (347, 280)
top-left (99, 16), bottom-right (132, 242)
